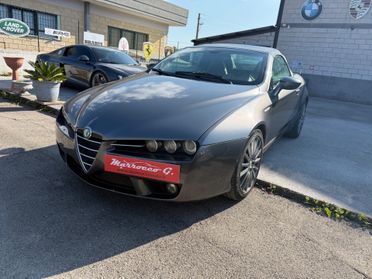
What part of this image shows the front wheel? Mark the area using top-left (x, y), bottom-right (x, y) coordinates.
top-left (91, 72), bottom-right (108, 87)
top-left (226, 129), bottom-right (264, 201)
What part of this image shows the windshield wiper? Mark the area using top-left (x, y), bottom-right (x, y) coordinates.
top-left (175, 71), bottom-right (232, 84)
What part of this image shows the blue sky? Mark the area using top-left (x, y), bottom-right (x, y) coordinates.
top-left (167, 0), bottom-right (281, 48)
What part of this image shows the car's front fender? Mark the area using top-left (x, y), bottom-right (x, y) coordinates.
top-left (199, 94), bottom-right (266, 146)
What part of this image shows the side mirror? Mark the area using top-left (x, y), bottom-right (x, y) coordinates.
top-left (78, 55), bottom-right (90, 62)
top-left (280, 76), bottom-right (301, 90)
top-left (270, 76), bottom-right (301, 99)
top-left (146, 62), bottom-right (157, 70)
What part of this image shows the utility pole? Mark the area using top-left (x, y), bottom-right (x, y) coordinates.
top-left (195, 13), bottom-right (201, 39)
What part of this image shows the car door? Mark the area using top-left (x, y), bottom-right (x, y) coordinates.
top-left (63, 46), bottom-right (94, 86)
top-left (266, 55), bottom-right (299, 139)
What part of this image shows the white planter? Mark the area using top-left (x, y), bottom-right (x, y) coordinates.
top-left (32, 80), bottom-right (61, 102)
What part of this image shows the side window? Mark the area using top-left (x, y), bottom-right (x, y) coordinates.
top-left (65, 47), bottom-right (92, 60)
top-left (271, 55), bottom-right (291, 89)
top-left (50, 48), bottom-right (65, 56)
top-left (65, 47), bottom-right (77, 58)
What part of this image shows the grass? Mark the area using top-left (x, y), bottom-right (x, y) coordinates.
top-left (0, 90), bottom-right (59, 116)
top-left (257, 180), bottom-right (372, 231)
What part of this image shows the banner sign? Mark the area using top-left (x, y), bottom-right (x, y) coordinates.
top-left (0, 18), bottom-right (30, 37)
top-left (45, 28), bottom-right (70, 38)
top-left (104, 154), bottom-right (181, 184)
top-left (83, 31), bottom-right (104, 46)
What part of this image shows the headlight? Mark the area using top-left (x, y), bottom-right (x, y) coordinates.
top-left (146, 140), bottom-right (158, 152)
top-left (58, 124), bottom-right (70, 138)
top-left (56, 108), bottom-right (74, 138)
top-left (182, 140), bottom-right (197, 155)
top-left (164, 140), bottom-right (177, 154)
top-left (145, 139), bottom-right (198, 155)
top-left (118, 75), bottom-right (123, 79)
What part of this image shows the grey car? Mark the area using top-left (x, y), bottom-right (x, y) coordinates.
top-left (56, 44), bottom-right (308, 201)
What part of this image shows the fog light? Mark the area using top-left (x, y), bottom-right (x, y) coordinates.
top-left (164, 140), bottom-right (177, 153)
top-left (182, 140), bottom-right (197, 155)
top-left (166, 183), bottom-right (178, 194)
top-left (146, 140), bottom-right (158, 152)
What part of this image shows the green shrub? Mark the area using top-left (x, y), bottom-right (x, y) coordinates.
top-left (24, 61), bottom-right (66, 83)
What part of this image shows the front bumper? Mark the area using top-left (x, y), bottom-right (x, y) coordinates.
top-left (56, 126), bottom-right (246, 201)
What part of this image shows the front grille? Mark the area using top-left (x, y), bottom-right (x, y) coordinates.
top-left (76, 133), bottom-right (102, 172)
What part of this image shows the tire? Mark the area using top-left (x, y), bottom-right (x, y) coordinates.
top-left (285, 103), bottom-right (307, 139)
top-left (226, 129), bottom-right (264, 201)
top-left (90, 71), bottom-right (108, 87)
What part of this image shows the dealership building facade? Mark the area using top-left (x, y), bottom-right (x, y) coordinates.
top-left (0, 0), bottom-right (187, 72)
top-left (193, 0), bottom-right (372, 105)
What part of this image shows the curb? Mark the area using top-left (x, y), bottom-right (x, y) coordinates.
top-left (257, 180), bottom-right (372, 230)
top-left (0, 89), bottom-right (60, 116)
top-left (1, 89), bottom-right (371, 231)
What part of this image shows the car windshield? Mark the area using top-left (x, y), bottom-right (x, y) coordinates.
top-left (92, 48), bottom-right (137, 65)
top-left (153, 47), bottom-right (268, 85)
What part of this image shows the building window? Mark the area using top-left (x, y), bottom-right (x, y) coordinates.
top-left (108, 26), bottom-right (149, 51)
top-left (0, 5), bottom-right (8, 18)
top-left (0, 4), bottom-right (57, 38)
top-left (37, 12), bottom-right (57, 37)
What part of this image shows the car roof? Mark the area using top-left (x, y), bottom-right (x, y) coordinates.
top-left (190, 43), bottom-right (282, 56)
top-left (63, 44), bottom-right (117, 51)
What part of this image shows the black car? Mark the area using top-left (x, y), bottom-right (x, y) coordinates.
top-left (37, 45), bottom-right (145, 88)
top-left (56, 44), bottom-right (308, 202)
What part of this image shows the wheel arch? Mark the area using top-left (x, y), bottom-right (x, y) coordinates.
top-left (89, 69), bottom-right (109, 87)
top-left (253, 122), bottom-right (266, 144)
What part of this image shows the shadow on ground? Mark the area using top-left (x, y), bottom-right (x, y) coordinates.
top-left (0, 106), bottom-right (35, 113)
top-left (0, 145), bottom-right (234, 278)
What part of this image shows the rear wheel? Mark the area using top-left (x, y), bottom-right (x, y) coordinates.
top-left (91, 71), bottom-right (108, 87)
top-left (226, 129), bottom-right (264, 201)
top-left (285, 103), bottom-right (307, 138)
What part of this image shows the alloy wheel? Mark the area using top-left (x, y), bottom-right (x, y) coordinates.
top-left (92, 72), bottom-right (107, 86)
top-left (239, 134), bottom-right (263, 193)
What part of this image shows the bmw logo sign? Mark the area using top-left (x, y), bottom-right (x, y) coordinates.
top-left (301, 0), bottom-right (323, 20)
top-left (83, 127), bottom-right (92, 139)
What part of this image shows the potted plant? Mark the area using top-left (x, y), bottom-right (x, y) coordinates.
top-left (24, 61), bottom-right (66, 102)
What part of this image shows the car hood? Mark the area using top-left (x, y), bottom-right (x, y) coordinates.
top-left (67, 74), bottom-right (259, 141)
top-left (97, 63), bottom-right (145, 74)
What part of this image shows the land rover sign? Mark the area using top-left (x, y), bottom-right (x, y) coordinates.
top-left (0, 18), bottom-right (30, 37)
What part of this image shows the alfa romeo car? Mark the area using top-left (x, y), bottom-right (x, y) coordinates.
top-left (56, 44), bottom-right (308, 201)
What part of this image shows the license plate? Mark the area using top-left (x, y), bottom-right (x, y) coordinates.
top-left (104, 154), bottom-right (181, 183)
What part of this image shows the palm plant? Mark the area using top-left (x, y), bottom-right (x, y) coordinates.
top-left (24, 61), bottom-right (66, 83)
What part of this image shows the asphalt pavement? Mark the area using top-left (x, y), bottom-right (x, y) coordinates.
top-left (0, 99), bottom-right (371, 279)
